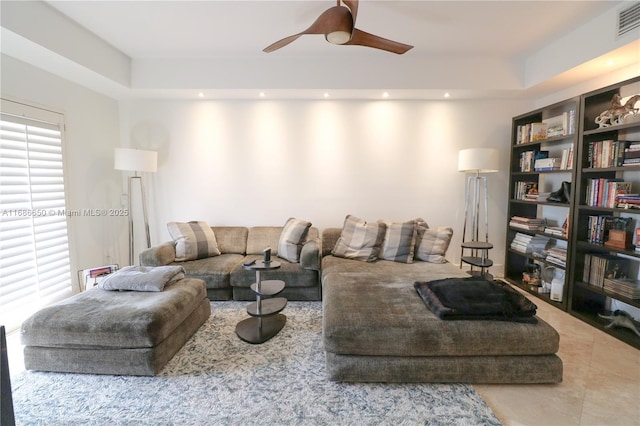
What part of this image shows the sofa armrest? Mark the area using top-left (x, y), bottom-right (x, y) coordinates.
top-left (299, 238), bottom-right (321, 271)
top-left (139, 242), bottom-right (176, 266)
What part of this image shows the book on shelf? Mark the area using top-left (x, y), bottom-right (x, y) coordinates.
top-left (582, 254), bottom-right (629, 288)
top-left (559, 144), bottom-right (574, 170)
top-left (510, 232), bottom-right (550, 255)
top-left (509, 216), bottom-right (544, 231)
top-left (584, 179), bottom-right (633, 208)
top-left (515, 111), bottom-right (574, 144)
top-left (602, 278), bottom-right (640, 299)
top-left (514, 181), bottom-right (538, 201)
top-left (587, 140), bottom-right (626, 168)
top-left (534, 157), bottom-right (560, 171)
top-left (545, 247), bottom-right (567, 267)
top-left (587, 215), bottom-right (632, 245)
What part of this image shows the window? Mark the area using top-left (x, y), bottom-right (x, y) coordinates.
top-left (0, 99), bottom-right (72, 332)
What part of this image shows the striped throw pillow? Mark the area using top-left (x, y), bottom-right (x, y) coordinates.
top-left (415, 224), bottom-right (453, 263)
top-left (277, 217), bottom-right (312, 263)
top-left (167, 221), bottom-right (221, 261)
top-left (379, 220), bottom-right (417, 263)
top-left (332, 215), bottom-right (387, 262)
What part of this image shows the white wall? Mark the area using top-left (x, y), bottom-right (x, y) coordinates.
top-left (119, 98), bottom-right (531, 271)
top-left (1, 54), bottom-right (125, 290)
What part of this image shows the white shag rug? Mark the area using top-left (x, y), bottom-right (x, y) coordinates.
top-left (11, 302), bottom-right (501, 425)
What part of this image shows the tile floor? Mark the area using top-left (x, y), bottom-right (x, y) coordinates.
top-left (5, 296), bottom-right (640, 425)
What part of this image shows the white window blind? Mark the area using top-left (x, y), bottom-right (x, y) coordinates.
top-left (0, 101), bottom-right (72, 332)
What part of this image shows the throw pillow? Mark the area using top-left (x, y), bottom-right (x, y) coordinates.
top-left (278, 217), bottom-right (312, 263)
top-left (415, 225), bottom-right (453, 263)
top-left (379, 219), bottom-right (417, 263)
top-left (332, 215), bottom-right (387, 262)
top-left (167, 221), bottom-right (221, 261)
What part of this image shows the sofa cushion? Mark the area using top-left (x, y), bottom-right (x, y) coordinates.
top-left (168, 221), bottom-right (221, 261)
top-left (415, 222), bottom-right (453, 263)
top-left (211, 226), bottom-right (248, 254)
top-left (332, 215), bottom-right (387, 262)
top-left (278, 217), bottom-right (312, 263)
top-left (379, 220), bottom-right (417, 263)
top-left (178, 254), bottom-right (244, 290)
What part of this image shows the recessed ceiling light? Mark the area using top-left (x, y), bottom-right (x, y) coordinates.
top-left (259, 92), bottom-right (266, 98)
top-left (606, 60), bottom-right (615, 67)
top-left (444, 92), bottom-right (451, 98)
top-left (198, 92), bottom-right (204, 98)
top-left (382, 92), bottom-right (389, 98)
top-left (323, 92), bottom-right (330, 98)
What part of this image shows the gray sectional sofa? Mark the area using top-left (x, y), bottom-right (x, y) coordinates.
top-left (140, 225), bottom-right (322, 301)
top-left (321, 227), bottom-right (563, 384)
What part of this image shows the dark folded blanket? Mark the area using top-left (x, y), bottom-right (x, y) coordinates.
top-left (414, 277), bottom-right (537, 323)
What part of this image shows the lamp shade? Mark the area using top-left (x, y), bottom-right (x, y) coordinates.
top-left (458, 148), bottom-right (499, 173)
top-left (114, 148), bottom-right (158, 173)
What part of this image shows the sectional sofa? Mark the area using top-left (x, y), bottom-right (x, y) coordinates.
top-left (140, 222), bottom-right (321, 301)
top-left (320, 222), bottom-right (563, 384)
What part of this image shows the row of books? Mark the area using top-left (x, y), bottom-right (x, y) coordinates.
top-left (602, 277), bottom-right (640, 299)
top-left (518, 147), bottom-right (574, 172)
top-left (515, 110), bottom-right (576, 144)
top-left (616, 194), bottom-right (640, 209)
top-left (585, 215), bottom-right (632, 245)
top-left (510, 232), bottom-right (550, 255)
top-left (509, 216), bottom-right (544, 231)
top-left (583, 253), bottom-right (629, 288)
top-left (583, 179), bottom-right (633, 208)
top-left (509, 215), bottom-right (569, 238)
top-left (546, 247), bottom-right (567, 267)
top-left (586, 140), bottom-right (640, 168)
top-left (513, 181), bottom-right (538, 201)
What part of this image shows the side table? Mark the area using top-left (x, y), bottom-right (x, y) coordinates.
top-left (460, 241), bottom-right (494, 279)
top-left (235, 260), bottom-right (288, 344)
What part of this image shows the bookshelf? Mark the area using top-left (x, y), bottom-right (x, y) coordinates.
top-left (505, 97), bottom-right (579, 311)
top-left (570, 76), bottom-right (640, 349)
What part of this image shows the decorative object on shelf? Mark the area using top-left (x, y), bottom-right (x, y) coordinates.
top-left (458, 148), bottom-right (499, 277)
top-left (595, 93), bottom-right (640, 128)
top-left (598, 310), bottom-right (640, 337)
top-left (114, 148), bottom-right (158, 265)
top-left (547, 181), bottom-right (571, 203)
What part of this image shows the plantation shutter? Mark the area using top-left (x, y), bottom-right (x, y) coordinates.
top-left (0, 100), bottom-right (72, 332)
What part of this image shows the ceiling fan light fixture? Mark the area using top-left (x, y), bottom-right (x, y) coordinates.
top-left (326, 30), bottom-right (351, 45)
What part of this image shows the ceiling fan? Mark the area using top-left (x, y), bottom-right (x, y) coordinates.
top-left (263, 0), bottom-right (413, 55)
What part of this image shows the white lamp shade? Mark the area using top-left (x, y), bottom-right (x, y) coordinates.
top-left (458, 148), bottom-right (499, 173)
top-left (114, 148), bottom-right (158, 173)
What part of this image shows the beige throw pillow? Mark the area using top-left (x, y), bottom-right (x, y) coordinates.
top-left (415, 221), bottom-right (453, 263)
top-left (332, 215), bottom-right (387, 262)
top-left (379, 219), bottom-right (417, 263)
top-left (278, 217), bottom-right (312, 263)
top-left (167, 221), bottom-right (221, 261)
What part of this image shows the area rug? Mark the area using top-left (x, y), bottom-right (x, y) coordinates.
top-left (11, 302), bottom-right (501, 425)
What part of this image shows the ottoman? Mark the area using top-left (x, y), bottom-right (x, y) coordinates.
top-left (322, 268), bottom-right (563, 383)
top-left (21, 278), bottom-right (210, 376)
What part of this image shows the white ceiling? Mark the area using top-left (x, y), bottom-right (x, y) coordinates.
top-left (2, 0), bottom-right (639, 99)
top-left (44, 0), bottom-right (612, 58)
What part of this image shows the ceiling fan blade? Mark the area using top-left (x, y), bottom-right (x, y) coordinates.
top-left (342, 0), bottom-right (358, 25)
top-left (345, 28), bottom-right (413, 54)
top-left (263, 6), bottom-right (350, 53)
top-left (263, 33), bottom-right (306, 53)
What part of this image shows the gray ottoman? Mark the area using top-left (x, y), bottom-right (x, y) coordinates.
top-left (21, 278), bottom-right (210, 376)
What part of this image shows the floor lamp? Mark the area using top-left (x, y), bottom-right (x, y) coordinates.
top-left (114, 148), bottom-right (158, 265)
top-left (458, 148), bottom-right (499, 276)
